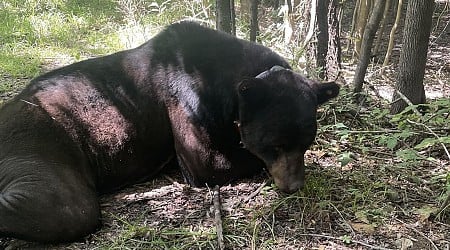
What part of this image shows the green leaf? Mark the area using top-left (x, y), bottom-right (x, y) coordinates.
top-left (334, 123), bottom-right (348, 130)
top-left (386, 137), bottom-right (398, 150)
top-left (396, 149), bottom-right (419, 161)
top-left (341, 235), bottom-right (352, 244)
top-left (414, 138), bottom-right (438, 150)
top-left (398, 129), bottom-right (413, 139)
top-left (440, 137), bottom-right (450, 144)
top-left (338, 152), bottom-right (353, 167)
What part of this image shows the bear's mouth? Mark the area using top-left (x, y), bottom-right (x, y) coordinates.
top-left (267, 152), bottom-right (305, 193)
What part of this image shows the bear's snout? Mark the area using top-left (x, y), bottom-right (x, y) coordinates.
top-left (267, 152), bottom-right (305, 193)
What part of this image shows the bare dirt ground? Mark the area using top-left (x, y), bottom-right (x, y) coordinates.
top-left (1, 2), bottom-right (450, 250)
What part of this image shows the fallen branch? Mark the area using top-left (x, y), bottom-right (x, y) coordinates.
top-left (395, 218), bottom-right (439, 250)
top-left (243, 180), bottom-right (268, 203)
top-left (393, 89), bottom-right (422, 117)
top-left (229, 180), bottom-right (269, 210)
top-left (213, 185), bottom-right (225, 250)
top-left (406, 119), bottom-right (450, 162)
top-left (405, 225), bottom-right (439, 250)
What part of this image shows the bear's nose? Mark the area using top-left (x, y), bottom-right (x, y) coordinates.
top-left (268, 152), bottom-right (306, 193)
top-left (279, 179), bottom-right (304, 194)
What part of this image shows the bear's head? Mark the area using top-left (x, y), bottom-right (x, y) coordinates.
top-left (237, 66), bottom-right (339, 193)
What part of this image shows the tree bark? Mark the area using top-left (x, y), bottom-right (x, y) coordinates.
top-left (282, 0), bottom-right (294, 44)
top-left (250, 0), bottom-right (259, 42)
top-left (305, 0), bottom-right (341, 80)
top-left (216, 0), bottom-right (233, 34)
top-left (346, 0), bottom-right (360, 53)
top-left (240, 0), bottom-right (251, 19)
top-left (354, 0), bottom-right (370, 57)
top-left (390, 0), bottom-right (435, 114)
top-left (303, 0), bottom-right (317, 48)
top-left (326, 0), bottom-right (341, 80)
top-left (230, 0), bottom-right (236, 35)
top-left (381, 0), bottom-right (403, 73)
top-left (316, 0), bottom-right (329, 79)
top-left (373, 0), bottom-right (391, 56)
top-left (352, 0), bottom-right (385, 94)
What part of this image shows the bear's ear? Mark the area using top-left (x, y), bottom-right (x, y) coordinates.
top-left (237, 78), bottom-right (270, 106)
top-left (313, 82), bottom-right (340, 105)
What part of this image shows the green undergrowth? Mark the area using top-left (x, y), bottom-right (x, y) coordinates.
top-left (224, 88), bottom-right (449, 248)
top-left (314, 87), bottom-right (449, 224)
top-left (0, 0), bottom-right (213, 80)
top-left (96, 222), bottom-right (217, 249)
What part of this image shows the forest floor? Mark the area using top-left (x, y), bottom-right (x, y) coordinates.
top-left (1, 1), bottom-right (450, 250)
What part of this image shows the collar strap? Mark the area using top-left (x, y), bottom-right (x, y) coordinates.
top-left (255, 65), bottom-right (286, 79)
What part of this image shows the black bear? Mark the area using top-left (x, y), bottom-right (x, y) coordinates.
top-left (0, 22), bottom-right (339, 243)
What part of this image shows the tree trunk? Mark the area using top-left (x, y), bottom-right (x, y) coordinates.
top-left (303, 0), bottom-right (317, 48)
top-left (326, 0), bottom-right (341, 80)
top-left (216, 0), bottom-right (233, 34)
top-left (240, 0), bottom-right (251, 19)
top-left (250, 0), bottom-right (259, 42)
top-left (352, 0), bottom-right (385, 94)
top-left (316, 0), bottom-right (329, 79)
top-left (373, 0), bottom-right (391, 56)
top-left (390, 0), bottom-right (435, 114)
top-left (286, 0), bottom-right (292, 13)
top-left (346, 0), bottom-right (360, 53)
top-left (381, 0), bottom-right (403, 74)
top-left (282, 0), bottom-right (294, 44)
top-left (354, 0), bottom-right (370, 57)
top-left (305, 0), bottom-right (341, 80)
top-left (302, 0), bottom-right (315, 71)
top-left (230, 0), bottom-right (236, 35)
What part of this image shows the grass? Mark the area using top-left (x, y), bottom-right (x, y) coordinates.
top-left (0, 0), bottom-right (132, 78)
top-left (0, 49), bottom-right (41, 77)
top-left (0, 0), bottom-right (215, 79)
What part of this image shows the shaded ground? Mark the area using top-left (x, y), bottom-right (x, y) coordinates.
top-left (1, 1), bottom-right (450, 250)
top-left (2, 149), bottom-right (448, 249)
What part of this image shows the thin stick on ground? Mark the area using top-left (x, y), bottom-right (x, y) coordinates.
top-left (395, 90), bottom-right (450, 161)
top-left (406, 118), bottom-right (450, 161)
top-left (230, 180), bottom-right (269, 209)
top-left (243, 180), bottom-right (268, 203)
top-left (213, 185), bottom-right (225, 250)
top-left (393, 89), bottom-right (422, 116)
top-left (395, 218), bottom-right (439, 250)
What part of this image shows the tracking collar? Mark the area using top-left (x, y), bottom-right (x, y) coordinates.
top-left (255, 65), bottom-right (286, 79)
